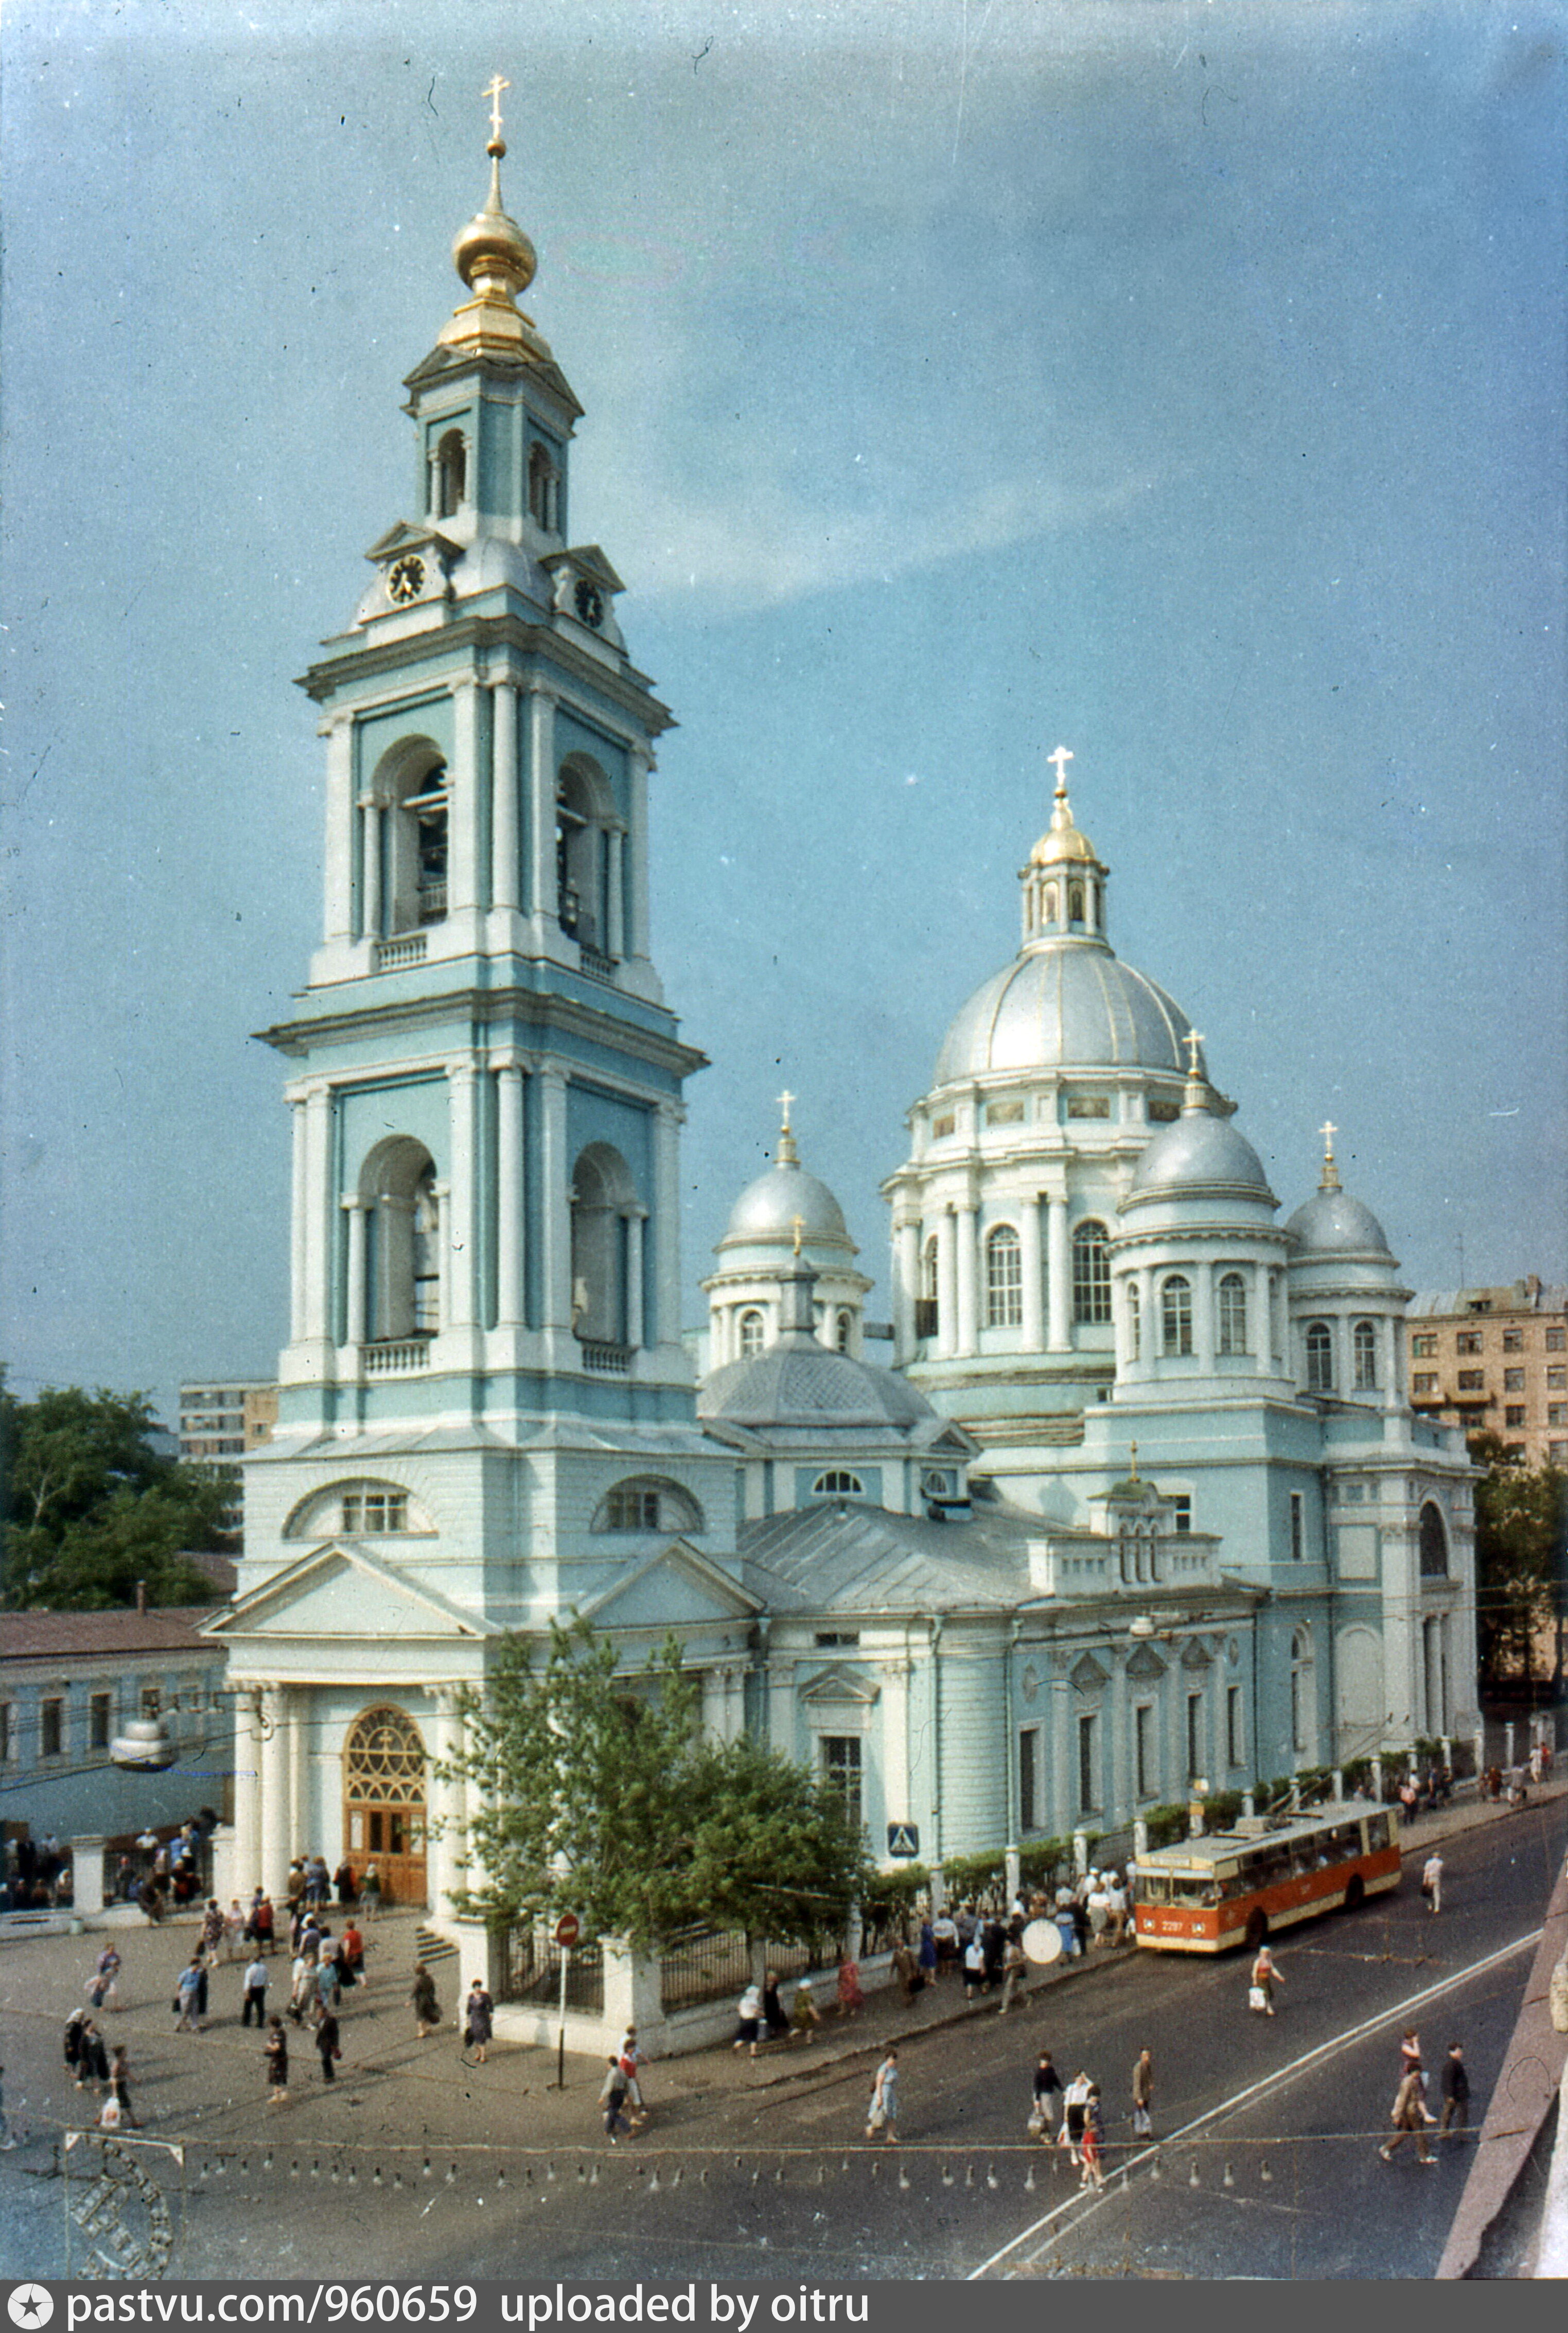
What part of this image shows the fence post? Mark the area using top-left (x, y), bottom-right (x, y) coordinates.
top-left (1132, 1819), bottom-right (1149, 1860)
top-left (71, 1837), bottom-right (105, 1917)
top-left (1004, 1845), bottom-right (1021, 1905)
top-left (1332, 1769), bottom-right (1344, 1801)
top-left (1242, 1793), bottom-right (1254, 1819)
top-left (1371, 1754), bottom-right (1383, 1805)
top-left (1071, 1829), bottom-right (1088, 1878)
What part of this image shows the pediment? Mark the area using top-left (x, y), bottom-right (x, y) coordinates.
top-left (203, 1543), bottom-right (490, 1644)
top-left (1181, 1637), bottom-right (1214, 1670)
top-left (1125, 1643), bottom-right (1168, 1683)
top-left (1071, 1652), bottom-right (1110, 1693)
top-left (799, 1662), bottom-right (880, 1708)
top-left (575, 1540), bottom-right (762, 1632)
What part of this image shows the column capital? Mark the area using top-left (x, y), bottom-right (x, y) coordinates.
top-left (526, 681), bottom-right (561, 708)
top-left (446, 1059), bottom-right (481, 1087)
top-left (340, 1192), bottom-right (369, 1214)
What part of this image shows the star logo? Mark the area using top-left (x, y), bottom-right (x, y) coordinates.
top-left (8, 2289), bottom-right (54, 2329)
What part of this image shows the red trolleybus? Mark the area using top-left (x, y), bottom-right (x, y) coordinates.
top-left (1132, 1800), bottom-right (1401, 1952)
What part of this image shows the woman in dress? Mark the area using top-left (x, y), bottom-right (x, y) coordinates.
top-left (410, 1963), bottom-right (440, 2039)
top-left (835, 1956), bottom-right (865, 2018)
top-left (864, 2046), bottom-right (898, 2144)
top-left (1249, 1944), bottom-right (1283, 2015)
top-left (264, 2016), bottom-right (289, 2105)
top-left (107, 2045), bottom-right (142, 2128)
top-left (464, 1977), bottom-right (494, 2065)
top-left (732, 1980), bottom-right (762, 2055)
top-left (1079, 2084), bottom-right (1105, 2189)
top-left (789, 1979), bottom-right (822, 2043)
top-left (761, 1969), bottom-right (790, 2042)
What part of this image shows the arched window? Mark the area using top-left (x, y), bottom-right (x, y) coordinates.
top-left (1217, 1272), bottom-right (1247, 1356)
top-left (1072, 1221), bottom-right (1112, 1324)
top-left (813, 1470), bottom-right (864, 1499)
top-left (1043, 882), bottom-right (1059, 924)
top-left (593, 1477), bottom-right (704, 1534)
top-left (1418, 1501), bottom-right (1449, 1579)
top-left (284, 1479), bottom-right (431, 1539)
top-left (738, 1307), bottom-right (765, 1359)
top-left (1306, 1321), bottom-right (1334, 1392)
top-left (359, 1137), bottom-right (440, 1344)
top-left (1126, 1282), bottom-right (1141, 1360)
top-left (917, 1235), bottom-right (940, 1340)
top-left (835, 1310), bottom-right (852, 1353)
top-left (1160, 1275), bottom-right (1193, 1356)
top-left (555, 760), bottom-right (615, 953)
top-left (528, 440), bottom-right (559, 531)
top-left (571, 1143), bottom-right (638, 1349)
top-left (985, 1224), bottom-right (1023, 1328)
top-left (376, 749), bottom-right (449, 934)
top-left (1068, 881), bottom-right (1085, 923)
top-left (1352, 1319), bottom-right (1378, 1391)
top-left (434, 429), bottom-right (466, 518)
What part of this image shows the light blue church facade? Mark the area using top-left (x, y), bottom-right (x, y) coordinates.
top-left (210, 132), bottom-right (1477, 1952)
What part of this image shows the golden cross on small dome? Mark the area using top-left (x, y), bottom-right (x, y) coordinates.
top-left (1183, 1030), bottom-right (1205, 1078)
top-left (1320, 1119), bottom-right (1338, 1156)
top-left (778, 1088), bottom-right (795, 1128)
top-left (776, 1089), bottom-right (799, 1167)
top-left (1319, 1119), bottom-right (1342, 1192)
top-left (1047, 744), bottom-right (1073, 797)
top-left (483, 73), bottom-right (510, 146)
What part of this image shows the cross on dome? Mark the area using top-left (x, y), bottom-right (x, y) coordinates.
top-left (483, 73), bottom-right (510, 149)
top-left (1183, 1030), bottom-right (1206, 1077)
top-left (1319, 1119), bottom-right (1342, 1192)
top-left (1047, 744), bottom-right (1074, 799)
top-left (776, 1090), bottom-right (799, 1168)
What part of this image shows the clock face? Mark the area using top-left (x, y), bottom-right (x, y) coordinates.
top-left (386, 555), bottom-right (426, 606)
top-left (574, 578), bottom-right (604, 629)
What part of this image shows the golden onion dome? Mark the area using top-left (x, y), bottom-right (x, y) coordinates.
top-left (452, 142), bottom-right (537, 300)
top-left (1028, 814), bottom-right (1099, 868)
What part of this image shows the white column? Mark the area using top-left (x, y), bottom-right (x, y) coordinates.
top-left (1381, 1316), bottom-right (1401, 1409)
top-left (495, 1064), bottom-right (526, 1326)
top-left (625, 1206), bottom-right (647, 1348)
top-left (230, 1686), bottom-right (262, 1896)
top-left (342, 1196), bottom-right (369, 1348)
top-left (880, 1659), bottom-right (911, 1824)
top-left (489, 681), bottom-right (520, 913)
top-left (1020, 1194), bottom-right (1045, 1352)
top-left (289, 1097), bottom-right (309, 1344)
top-left (302, 1087), bottom-right (334, 1347)
top-left (259, 1685), bottom-right (290, 1901)
top-left (1046, 1195), bottom-right (1071, 1352)
top-left (1253, 1261), bottom-right (1271, 1369)
top-left (1332, 1314), bottom-right (1350, 1397)
top-left (955, 1199), bottom-right (979, 1354)
top-left (446, 1065), bottom-right (481, 1330)
top-left (627, 746), bottom-right (652, 961)
top-left (893, 1216), bottom-right (919, 1362)
top-left (527, 688), bottom-right (558, 925)
top-left (606, 826), bottom-right (626, 959)
top-left (322, 718), bottom-right (355, 946)
top-left (430, 1687), bottom-right (461, 1918)
top-left (450, 679), bottom-right (484, 914)
top-left (284, 1691), bottom-right (305, 1868)
top-left (538, 1069), bottom-right (572, 1333)
top-left (429, 1182), bottom-right (450, 1335)
top-left (652, 1103), bottom-right (682, 1355)
top-left (1195, 1262), bottom-right (1217, 1372)
top-left (1138, 1262), bottom-right (1157, 1374)
top-left (936, 1209), bottom-right (958, 1358)
top-left (359, 797), bottom-right (382, 941)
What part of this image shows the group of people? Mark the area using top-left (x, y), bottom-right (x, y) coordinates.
top-left (1381, 2028), bottom-right (1470, 2165)
top-left (599, 2027), bottom-right (650, 2139)
top-left (4, 1831), bottom-right (72, 1911)
top-left (732, 1969), bottom-right (825, 2053)
top-left (284, 1854), bottom-right (381, 1918)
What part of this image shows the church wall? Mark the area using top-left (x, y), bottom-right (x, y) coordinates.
top-left (933, 1632), bottom-right (1008, 1859)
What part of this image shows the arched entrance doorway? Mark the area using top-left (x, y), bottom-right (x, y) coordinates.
top-left (343, 1705), bottom-right (428, 1905)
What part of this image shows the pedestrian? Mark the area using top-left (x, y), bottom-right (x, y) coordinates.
top-left (288, 1949), bottom-right (314, 2025)
top-left (410, 1963), bottom-right (440, 2038)
top-left (1249, 1944), bottom-right (1282, 2015)
top-left (1421, 1851), bottom-right (1443, 1915)
top-left (341, 1918), bottom-right (365, 1985)
top-left (174, 1955), bottom-right (206, 2032)
top-left (865, 2045), bottom-right (899, 2144)
top-left (1062, 2071), bottom-right (1091, 2166)
top-left (90, 1943), bottom-right (122, 2012)
top-left (616, 2030), bottom-right (647, 2126)
top-left (360, 1863), bottom-right (382, 1921)
top-left (241, 1953), bottom-right (269, 2027)
top-left (265, 2016), bottom-right (289, 2106)
top-left (918, 1919), bottom-right (938, 1986)
top-left (464, 1977), bottom-right (494, 2064)
top-left (314, 2004), bottom-right (341, 2084)
top-left (789, 1978), bottom-right (822, 2043)
top-left (253, 1893), bottom-right (276, 1955)
top-left (997, 1931), bottom-right (1028, 2015)
top-left (316, 1952), bottom-right (341, 2018)
top-left (732, 1979), bottom-right (762, 2055)
top-left (1080, 2083), bottom-right (1105, 2189)
top-left (1054, 1898), bottom-right (1081, 1959)
top-left (963, 1929), bottom-right (987, 1998)
top-left (600, 2054), bottom-right (631, 2142)
top-left (201, 1899), bottom-right (225, 1964)
top-left (836, 1955), bottom-right (865, 2018)
top-left (1087, 1874), bottom-right (1112, 1947)
top-left (1380, 2067), bottom-right (1435, 2164)
top-left (1030, 2049), bottom-right (1063, 2142)
top-left (64, 2009), bottom-right (91, 2087)
top-left (334, 1858), bottom-right (357, 1907)
top-left (1132, 2045), bottom-right (1155, 2138)
top-left (1400, 2029), bottom-right (1438, 2125)
top-left (762, 1968), bottom-right (791, 2040)
top-left (107, 2045), bottom-right (142, 2129)
top-left (931, 1910), bottom-right (959, 1977)
top-left (1439, 2043), bottom-right (1470, 2143)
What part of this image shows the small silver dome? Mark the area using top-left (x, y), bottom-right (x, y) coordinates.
top-left (935, 944), bottom-right (1198, 1084)
top-left (1126, 1108), bottom-right (1276, 1206)
top-left (1285, 1189), bottom-right (1393, 1259)
top-left (719, 1157), bottom-right (853, 1251)
top-left (701, 1344), bottom-right (937, 1430)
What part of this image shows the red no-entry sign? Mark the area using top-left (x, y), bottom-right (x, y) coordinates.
top-left (554, 1912), bottom-right (581, 1949)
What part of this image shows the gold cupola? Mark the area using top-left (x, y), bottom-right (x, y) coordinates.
top-left (438, 81), bottom-right (548, 358)
top-left (1019, 745), bottom-right (1111, 946)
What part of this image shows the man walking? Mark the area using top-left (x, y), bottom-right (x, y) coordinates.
top-left (1380, 2067), bottom-right (1436, 2165)
top-left (1421, 1851), bottom-right (1443, 1915)
top-left (241, 1952), bottom-right (269, 2027)
top-left (1439, 2043), bottom-right (1470, 2142)
top-left (1132, 2045), bottom-right (1155, 2138)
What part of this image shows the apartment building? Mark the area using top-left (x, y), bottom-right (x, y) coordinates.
top-left (178, 1379), bottom-right (278, 1535)
top-left (1407, 1280), bottom-right (1568, 1466)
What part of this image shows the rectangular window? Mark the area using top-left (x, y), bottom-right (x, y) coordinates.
top-left (90, 1692), bottom-right (112, 1751)
top-left (1227, 1685), bottom-right (1245, 1769)
top-left (1186, 1692), bottom-right (1204, 1783)
top-left (1550, 1441), bottom-right (1568, 1463)
top-left (1019, 1726), bottom-right (1039, 1831)
top-left (1290, 1491), bottom-right (1305, 1562)
top-left (931, 1114), bottom-right (955, 1139)
top-left (1170, 1495), bottom-right (1192, 1535)
top-left (41, 1699), bottom-right (64, 1758)
top-left (1547, 1327), bottom-right (1566, 1352)
top-left (1504, 1368), bottom-right (1525, 1392)
top-left (984, 1100), bottom-right (1025, 1127)
top-left (1411, 1334), bottom-right (1437, 1357)
top-left (820, 1736), bottom-right (862, 1832)
top-left (342, 1490), bottom-right (410, 1533)
top-left (1548, 1405), bottom-right (1566, 1427)
top-left (605, 1488), bottom-right (660, 1530)
top-left (1413, 1373), bottom-right (1437, 1394)
top-left (1135, 1704), bottom-right (1155, 1800)
top-left (1506, 1405), bottom-right (1526, 1427)
top-left (1456, 1370), bottom-right (1484, 1391)
top-left (1077, 1712), bottom-right (1099, 1813)
top-left (1503, 1329), bottom-right (1525, 1352)
top-left (1548, 1368), bottom-right (1567, 1391)
top-left (1456, 1331), bottom-right (1483, 1354)
top-left (1066, 1094), bottom-right (1111, 1120)
top-left (814, 1631), bottom-right (860, 1648)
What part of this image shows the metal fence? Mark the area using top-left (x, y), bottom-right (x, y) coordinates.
top-left (495, 1923), bottom-right (605, 2014)
top-left (658, 1925), bottom-right (834, 2013)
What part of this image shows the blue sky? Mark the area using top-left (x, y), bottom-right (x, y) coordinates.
top-left (2, 0), bottom-right (1564, 1423)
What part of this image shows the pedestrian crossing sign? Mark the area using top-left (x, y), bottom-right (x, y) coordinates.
top-left (886, 1822), bottom-right (920, 1858)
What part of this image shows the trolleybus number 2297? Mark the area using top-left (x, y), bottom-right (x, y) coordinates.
top-left (1132, 1800), bottom-right (1401, 1952)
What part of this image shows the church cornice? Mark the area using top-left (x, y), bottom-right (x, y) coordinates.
top-left (255, 978), bottom-right (708, 1081)
top-left (296, 612), bottom-right (675, 738)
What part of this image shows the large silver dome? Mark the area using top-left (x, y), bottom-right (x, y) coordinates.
top-left (1284, 1189), bottom-right (1393, 1259)
top-left (719, 1157), bottom-right (853, 1251)
top-left (934, 942), bottom-right (1200, 1085)
top-left (1126, 1108), bottom-right (1276, 1206)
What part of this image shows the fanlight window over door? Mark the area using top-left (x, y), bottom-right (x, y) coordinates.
top-left (342, 1705), bottom-right (427, 1907)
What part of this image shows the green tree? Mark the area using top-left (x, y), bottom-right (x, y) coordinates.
top-left (0, 1383), bottom-right (231, 1610)
top-left (1469, 1431), bottom-right (1568, 1690)
top-left (447, 1620), bottom-right (872, 1950)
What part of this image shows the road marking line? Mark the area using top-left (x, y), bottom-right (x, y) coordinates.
top-left (967, 1923), bottom-right (1544, 2278)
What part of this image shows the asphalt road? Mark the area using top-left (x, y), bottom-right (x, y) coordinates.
top-left (3, 1794), bottom-right (1563, 2285)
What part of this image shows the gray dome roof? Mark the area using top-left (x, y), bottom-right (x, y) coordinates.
top-left (1126, 1107), bottom-right (1277, 1206)
top-left (935, 942), bottom-right (1198, 1084)
top-left (700, 1344), bottom-right (938, 1431)
top-left (720, 1158), bottom-right (852, 1250)
top-left (1285, 1188), bottom-right (1393, 1259)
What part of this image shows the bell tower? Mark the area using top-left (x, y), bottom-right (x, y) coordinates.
top-left (258, 101), bottom-right (706, 1434)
